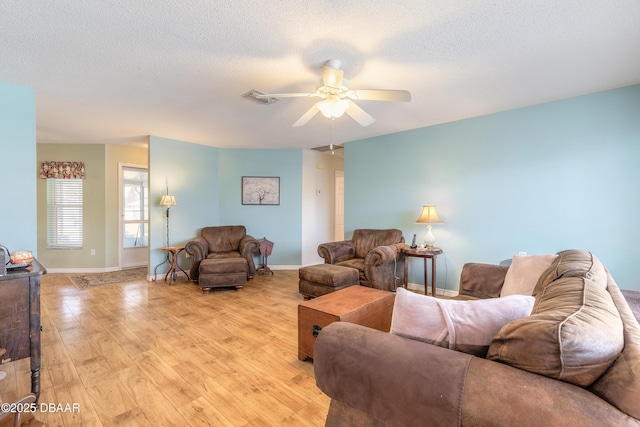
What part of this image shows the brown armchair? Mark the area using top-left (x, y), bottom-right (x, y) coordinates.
top-left (185, 226), bottom-right (260, 289)
top-left (317, 229), bottom-right (405, 291)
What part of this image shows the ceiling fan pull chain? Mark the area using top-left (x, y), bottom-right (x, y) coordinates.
top-left (330, 119), bottom-right (335, 155)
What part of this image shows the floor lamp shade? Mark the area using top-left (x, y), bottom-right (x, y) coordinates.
top-left (160, 195), bottom-right (176, 208)
top-left (160, 195), bottom-right (176, 246)
top-left (416, 205), bottom-right (444, 248)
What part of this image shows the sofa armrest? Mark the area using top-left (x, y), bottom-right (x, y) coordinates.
top-left (185, 236), bottom-right (208, 281)
top-left (458, 262), bottom-right (509, 299)
top-left (318, 240), bottom-right (355, 264)
top-left (462, 356), bottom-right (637, 426)
top-left (239, 234), bottom-right (260, 276)
top-left (239, 234), bottom-right (259, 257)
top-left (314, 322), bottom-right (472, 427)
top-left (316, 323), bottom-right (634, 427)
top-left (364, 244), bottom-right (405, 290)
top-left (185, 236), bottom-right (208, 260)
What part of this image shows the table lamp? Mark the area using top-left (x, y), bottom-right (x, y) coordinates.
top-left (415, 205), bottom-right (444, 249)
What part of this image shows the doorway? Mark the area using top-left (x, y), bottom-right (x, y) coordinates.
top-left (334, 170), bottom-right (344, 241)
top-left (119, 164), bottom-right (149, 268)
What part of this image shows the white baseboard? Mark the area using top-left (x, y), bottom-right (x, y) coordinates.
top-left (45, 267), bottom-right (122, 274)
top-left (406, 282), bottom-right (458, 297)
top-left (266, 265), bottom-right (302, 270)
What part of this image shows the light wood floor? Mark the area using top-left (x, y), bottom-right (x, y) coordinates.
top-left (0, 270), bottom-right (330, 426)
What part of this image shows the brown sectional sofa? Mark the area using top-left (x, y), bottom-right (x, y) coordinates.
top-left (313, 250), bottom-right (640, 426)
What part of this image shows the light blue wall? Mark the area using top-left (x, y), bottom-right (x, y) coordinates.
top-left (149, 136), bottom-right (219, 272)
top-left (218, 149), bottom-right (303, 265)
top-left (345, 85), bottom-right (640, 291)
top-left (0, 81), bottom-right (37, 255)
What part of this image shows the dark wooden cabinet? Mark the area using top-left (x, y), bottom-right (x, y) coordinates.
top-left (0, 259), bottom-right (45, 398)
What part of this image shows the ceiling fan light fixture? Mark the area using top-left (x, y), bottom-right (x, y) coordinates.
top-left (257, 59), bottom-right (411, 127)
top-left (316, 98), bottom-right (350, 119)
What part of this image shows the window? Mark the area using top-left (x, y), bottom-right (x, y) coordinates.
top-left (122, 167), bottom-right (148, 248)
top-left (47, 179), bottom-right (83, 248)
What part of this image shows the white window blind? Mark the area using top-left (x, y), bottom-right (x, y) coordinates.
top-left (47, 179), bottom-right (83, 248)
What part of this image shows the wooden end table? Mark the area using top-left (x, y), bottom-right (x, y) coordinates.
top-left (298, 285), bottom-right (395, 361)
top-left (160, 245), bottom-right (189, 284)
top-left (402, 247), bottom-right (443, 296)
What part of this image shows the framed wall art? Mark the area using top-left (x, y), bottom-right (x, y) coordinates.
top-left (242, 176), bottom-right (280, 205)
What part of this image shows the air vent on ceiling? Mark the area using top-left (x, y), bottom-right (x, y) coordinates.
top-left (312, 144), bottom-right (344, 153)
top-left (242, 89), bottom-right (280, 105)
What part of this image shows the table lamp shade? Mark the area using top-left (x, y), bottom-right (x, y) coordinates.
top-left (415, 205), bottom-right (443, 225)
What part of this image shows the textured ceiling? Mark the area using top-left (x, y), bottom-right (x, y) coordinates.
top-left (1, 1), bottom-right (639, 149)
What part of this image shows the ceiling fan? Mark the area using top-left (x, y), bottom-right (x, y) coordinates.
top-left (256, 60), bottom-right (411, 127)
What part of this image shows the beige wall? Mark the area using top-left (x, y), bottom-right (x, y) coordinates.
top-left (37, 143), bottom-right (148, 271)
top-left (301, 150), bottom-right (344, 266)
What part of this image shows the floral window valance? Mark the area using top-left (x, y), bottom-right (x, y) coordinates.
top-left (39, 161), bottom-right (85, 179)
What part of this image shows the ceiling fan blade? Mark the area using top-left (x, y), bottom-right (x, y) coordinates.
top-left (255, 92), bottom-right (320, 99)
top-left (322, 67), bottom-right (344, 89)
top-left (345, 100), bottom-right (375, 127)
top-left (292, 105), bottom-right (320, 127)
top-left (346, 89), bottom-right (411, 102)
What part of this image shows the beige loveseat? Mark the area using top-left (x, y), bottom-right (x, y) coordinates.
top-left (314, 250), bottom-right (640, 426)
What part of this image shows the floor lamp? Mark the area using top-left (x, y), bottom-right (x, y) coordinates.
top-left (160, 194), bottom-right (176, 246)
top-left (152, 194), bottom-right (176, 281)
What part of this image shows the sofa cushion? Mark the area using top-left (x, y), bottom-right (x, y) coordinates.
top-left (588, 272), bottom-right (640, 419)
top-left (337, 258), bottom-right (366, 282)
top-left (459, 263), bottom-right (509, 299)
top-left (201, 225), bottom-right (246, 253)
top-left (352, 229), bottom-right (403, 259)
top-left (534, 248), bottom-right (608, 293)
top-left (488, 250), bottom-right (624, 387)
top-left (500, 254), bottom-right (558, 297)
top-left (298, 264), bottom-right (359, 288)
top-left (390, 288), bottom-right (534, 357)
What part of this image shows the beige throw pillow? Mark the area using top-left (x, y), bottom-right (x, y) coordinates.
top-left (390, 288), bottom-right (534, 357)
top-left (500, 254), bottom-right (558, 297)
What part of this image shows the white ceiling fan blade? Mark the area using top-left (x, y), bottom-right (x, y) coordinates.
top-left (292, 105), bottom-right (320, 127)
top-left (345, 100), bottom-right (375, 127)
top-left (346, 89), bottom-right (411, 102)
top-left (322, 67), bottom-right (344, 89)
top-left (255, 92), bottom-right (320, 99)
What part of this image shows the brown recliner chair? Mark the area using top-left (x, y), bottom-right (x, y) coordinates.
top-left (317, 229), bottom-right (405, 291)
top-left (185, 226), bottom-right (260, 291)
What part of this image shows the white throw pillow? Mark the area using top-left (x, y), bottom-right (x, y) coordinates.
top-left (390, 288), bottom-right (534, 357)
top-left (500, 254), bottom-right (558, 297)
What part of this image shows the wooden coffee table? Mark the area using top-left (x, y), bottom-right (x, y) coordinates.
top-left (298, 285), bottom-right (396, 361)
